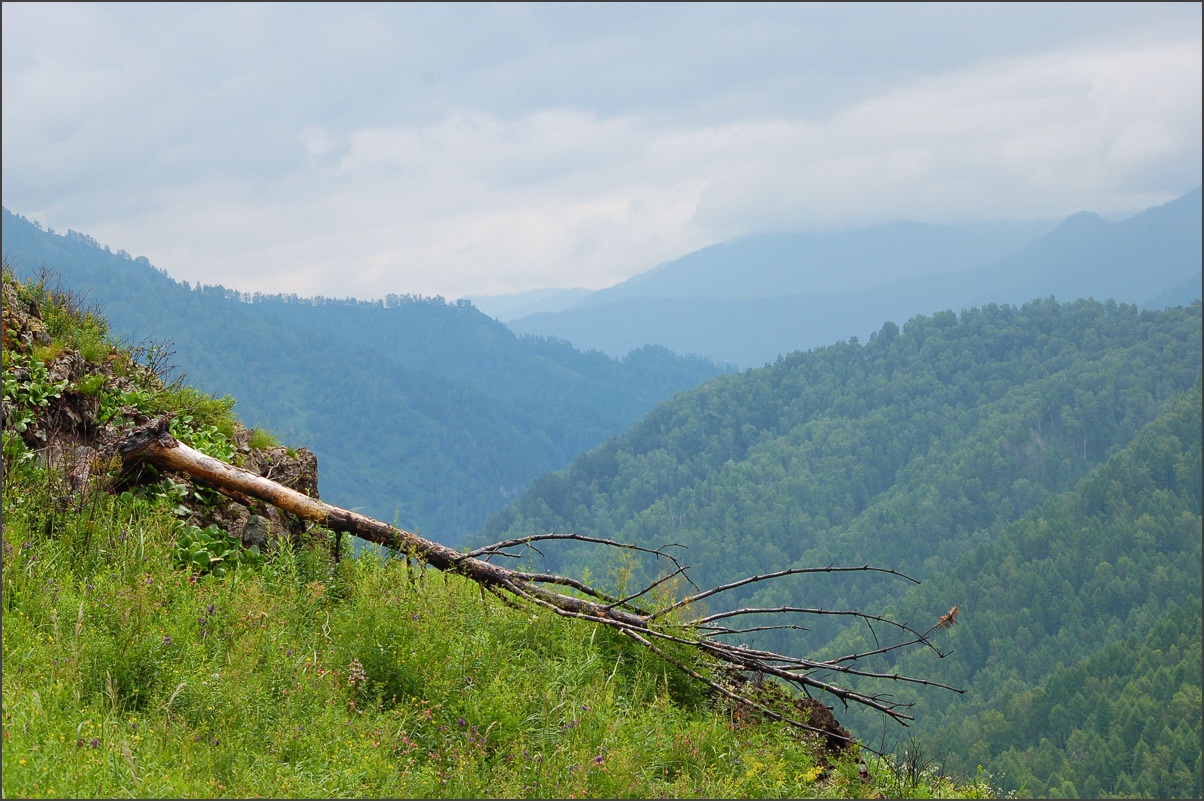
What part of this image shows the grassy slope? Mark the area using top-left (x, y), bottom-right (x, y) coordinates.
top-left (0, 271), bottom-right (992, 798)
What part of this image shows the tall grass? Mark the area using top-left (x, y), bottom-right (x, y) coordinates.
top-left (3, 457), bottom-right (1000, 798)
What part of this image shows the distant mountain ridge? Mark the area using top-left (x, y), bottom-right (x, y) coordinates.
top-left (507, 188), bottom-right (1202, 367)
top-left (1, 208), bottom-right (726, 543)
top-left (581, 218), bottom-right (1058, 304)
top-left (466, 287), bottom-right (593, 320)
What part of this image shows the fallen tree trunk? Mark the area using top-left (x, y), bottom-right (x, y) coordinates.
top-left (116, 416), bottom-right (651, 626)
top-left (114, 415), bottom-right (962, 753)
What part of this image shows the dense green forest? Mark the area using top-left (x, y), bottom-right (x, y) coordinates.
top-left (1, 208), bottom-right (725, 543)
top-left (829, 382), bottom-right (1203, 797)
top-left (474, 298), bottom-right (1203, 798)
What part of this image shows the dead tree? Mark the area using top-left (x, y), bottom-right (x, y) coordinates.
top-left (114, 415), bottom-right (962, 754)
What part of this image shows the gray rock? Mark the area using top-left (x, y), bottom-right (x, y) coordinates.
top-left (243, 514), bottom-right (271, 549)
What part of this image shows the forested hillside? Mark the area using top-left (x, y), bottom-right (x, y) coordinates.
top-left (1, 208), bottom-right (725, 543)
top-left (830, 383), bottom-right (1203, 797)
top-left (474, 298), bottom-right (1203, 798)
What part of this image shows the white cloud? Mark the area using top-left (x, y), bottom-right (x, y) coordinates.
top-left (691, 40), bottom-right (1203, 229)
top-left (2, 4), bottom-right (1200, 299)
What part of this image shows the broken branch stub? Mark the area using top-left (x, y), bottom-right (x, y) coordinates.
top-left (114, 415), bottom-right (962, 752)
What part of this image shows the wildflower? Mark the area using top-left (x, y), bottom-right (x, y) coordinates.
top-left (347, 658), bottom-right (366, 687)
top-left (595, 754), bottom-right (604, 765)
top-left (89, 738), bottom-right (99, 748)
top-left (207, 604), bottom-right (215, 616)
top-left (162, 635), bottom-right (172, 646)
top-left (457, 717), bottom-right (466, 727)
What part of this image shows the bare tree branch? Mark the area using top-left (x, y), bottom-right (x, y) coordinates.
top-left (651, 564), bottom-right (919, 622)
top-left (688, 605), bottom-right (919, 633)
top-left (699, 623), bottom-right (811, 637)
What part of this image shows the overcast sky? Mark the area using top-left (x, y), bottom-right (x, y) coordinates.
top-left (3, 3), bottom-right (1200, 301)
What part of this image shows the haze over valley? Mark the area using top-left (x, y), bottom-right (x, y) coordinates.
top-left (497, 188), bottom-right (1201, 367)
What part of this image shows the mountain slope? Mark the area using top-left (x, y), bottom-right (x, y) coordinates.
top-left (474, 298), bottom-right (1202, 798)
top-left (961, 187), bottom-right (1203, 309)
top-left (1, 209), bottom-right (726, 543)
top-left (580, 218), bottom-right (1055, 304)
top-left (509, 189), bottom-right (1202, 367)
top-left (832, 382), bottom-right (1203, 797)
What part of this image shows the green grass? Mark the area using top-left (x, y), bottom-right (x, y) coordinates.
top-left (1, 268), bottom-right (996, 798)
top-left (248, 427), bottom-right (281, 451)
top-left (2, 485), bottom-right (992, 798)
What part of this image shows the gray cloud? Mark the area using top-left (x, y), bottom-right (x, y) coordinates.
top-left (3, 3), bottom-right (1200, 299)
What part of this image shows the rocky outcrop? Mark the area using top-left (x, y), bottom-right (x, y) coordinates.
top-left (1, 279), bottom-right (51, 350)
top-left (3, 275), bottom-right (322, 549)
top-left (191, 427), bottom-right (321, 547)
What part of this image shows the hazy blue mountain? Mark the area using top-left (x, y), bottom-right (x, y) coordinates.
top-left (580, 218), bottom-right (1057, 305)
top-left (465, 287), bottom-right (592, 320)
top-left (471, 218), bottom-right (1059, 321)
top-left (509, 189), bottom-right (1201, 368)
top-left (1143, 274), bottom-right (1203, 309)
top-left (1, 208), bottom-right (726, 544)
top-left (961, 187), bottom-right (1202, 308)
